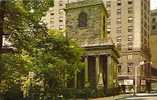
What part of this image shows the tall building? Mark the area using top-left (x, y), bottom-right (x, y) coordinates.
top-left (150, 9), bottom-right (157, 68)
top-left (42, 0), bottom-right (83, 30)
top-left (42, 0), bottom-right (67, 30)
top-left (150, 9), bottom-right (157, 91)
top-left (151, 9), bottom-right (157, 35)
top-left (104, 0), bottom-right (151, 92)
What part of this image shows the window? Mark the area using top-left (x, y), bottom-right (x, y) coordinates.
top-left (117, 17), bottom-right (121, 24)
top-left (78, 12), bottom-right (87, 27)
top-left (117, 0), bottom-right (121, 6)
top-left (117, 9), bottom-right (121, 15)
top-left (117, 26), bottom-right (122, 33)
top-left (106, 1), bottom-right (111, 7)
top-left (128, 7), bottom-right (133, 14)
top-left (127, 63), bottom-right (133, 73)
top-left (128, 16), bottom-right (133, 23)
top-left (128, 0), bottom-right (133, 5)
top-left (50, 20), bottom-right (54, 24)
top-left (50, 13), bottom-right (54, 15)
top-left (107, 10), bottom-right (111, 17)
top-left (128, 35), bottom-right (133, 41)
top-left (59, 3), bottom-right (63, 6)
top-left (128, 55), bottom-right (133, 60)
top-left (152, 18), bottom-right (156, 22)
top-left (118, 65), bottom-right (121, 74)
top-left (117, 43), bottom-right (121, 50)
top-left (107, 27), bottom-right (111, 33)
top-left (107, 18), bottom-right (111, 24)
top-left (59, 9), bottom-right (64, 14)
top-left (152, 25), bottom-right (156, 30)
top-left (116, 36), bottom-right (121, 43)
top-left (128, 26), bottom-right (133, 32)
top-left (128, 42), bottom-right (133, 50)
top-left (59, 25), bottom-right (64, 30)
top-left (59, 19), bottom-right (63, 22)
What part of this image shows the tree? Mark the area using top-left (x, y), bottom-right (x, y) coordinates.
top-left (0, 0), bottom-right (84, 99)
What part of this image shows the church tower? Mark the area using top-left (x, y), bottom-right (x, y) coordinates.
top-left (65, 0), bottom-right (120, 96)
top-left (66, 0), bottom-right (108, 45)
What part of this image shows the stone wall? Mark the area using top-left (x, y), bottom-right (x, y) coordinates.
top-left (65, 0), bottom-right (106, 45)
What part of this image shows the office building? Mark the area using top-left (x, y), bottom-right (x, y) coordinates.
top-left (104, 0), bottom-right (151, 92)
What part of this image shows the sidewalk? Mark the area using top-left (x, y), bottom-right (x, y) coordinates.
top-left (89, 94), bottom-right (132, 100)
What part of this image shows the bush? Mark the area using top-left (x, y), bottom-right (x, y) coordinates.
top-left (62, 88), bottom-right (106, 99)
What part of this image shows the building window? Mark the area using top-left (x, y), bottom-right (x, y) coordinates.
top-left (128, 16), bottom-right (133, 23)
top-left (117, 0), bottom-right (121, 6)
top-left (128, 0), bottom-right (133, 5)
top-left (78, 12), bottom-right (87, 27)
top-left (128, 55), bottom-right (133, 60)
top-left (106, 1), bottom-right (111, 7)
top-left (128, 42), bottom-right (133, 50)
top-left (117, 9), bottom-right (121, 15)
top-left (107, 27), bottom-right (111, 33)
top-left (117, 43), bottom-right (121, 50)
top-left (107, 18), bottom-right (111, 24)
top-left (117, 17), bottom-right (121, 24)
top-left (117, 26), bottom-right (122, 33)
top-left (127, 63), bottom-right (133, 73)
top-left (118, 65), bottom-right (121, 74)
top-left (116, 36), bottom-right (121, 43)
top-left (128, 7), bottom-right (133, 14)
top-left (59, 25), bottom-right (64, 30)
top-left (152, 18), bottom-right (156, 23)
top-left (116, 36), bottom-right (122, 50)
top-left (50, 20), bottom-right (54, 24)
top-left (50, 13), bottom-right (54, 15)
top-left (128, 35), bottom-right (133, 41)
top-left (152, 25), bottom-right (156, 30)
top-left (59, 3), bottom-right (63, 6)
top-left (59, 19), bottom-right (63, 22)
top-left (128, 26), bottom-right (133, 32)
top-left (59, 9), bottom-right (64, 15)
top-left (107, 10), bottom-right (111, 17)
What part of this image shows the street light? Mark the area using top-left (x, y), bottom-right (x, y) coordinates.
top-left (134, 61), bottom-right (144, 95)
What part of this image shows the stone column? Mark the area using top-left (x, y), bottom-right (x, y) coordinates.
top-left (96, 56), bottom-right (100, 84)
top-left (85, 56), bottom-right (89, 87)
top-left (96, 56), bottom-right (103, 88)
top-left (106, 55), bottom-right (111, 95)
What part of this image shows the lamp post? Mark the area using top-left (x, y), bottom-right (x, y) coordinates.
top-left (134, 61), bottom-right (144, 96)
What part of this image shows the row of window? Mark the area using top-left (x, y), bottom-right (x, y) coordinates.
top-left (119, 63), bottom-right (144, 74)
top-left (107, 25), bottom-right (133, 34)
top-left (107, 6), bottom-right (133, 17)
top-left (119, 61), bottom-right (134, 74)
top-left (116, 43), bottom-right (133, 51)
top-left (106, 0), bottom-right (133, 7)
top-left (152, 18), bottom-right (157, 30)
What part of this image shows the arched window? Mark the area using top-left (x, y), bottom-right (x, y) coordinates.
top-left (78, 12), bottom-right (87, 27)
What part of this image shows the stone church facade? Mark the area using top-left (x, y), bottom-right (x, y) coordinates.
top-left (65, 0), bottom-right (120, 95)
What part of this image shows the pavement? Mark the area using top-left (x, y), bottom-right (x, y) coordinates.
top-left (117, 93), bottom-right (157, 100)
top-left (89, 93), bottom-right (157, 100)
top-left (89, 94), bottom-right (132, 100)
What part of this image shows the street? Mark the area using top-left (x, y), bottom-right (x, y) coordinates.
top-left (90, 93), bottom-right (157, 100)
top-left (118, 96), bottom-right (157, 100)
top-left (117, 93), bottom-right (157, 100)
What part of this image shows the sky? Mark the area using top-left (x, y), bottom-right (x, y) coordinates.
top-left (151, 0), bottom-right (157, 10)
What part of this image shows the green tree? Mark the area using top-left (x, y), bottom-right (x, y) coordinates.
top-left (0, 0), bottom-right (84, 99)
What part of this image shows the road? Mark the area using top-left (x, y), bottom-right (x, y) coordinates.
top-left (90, 93), bottom-right (157, 100)
top-left (117, 93), bottom-right (157, 100)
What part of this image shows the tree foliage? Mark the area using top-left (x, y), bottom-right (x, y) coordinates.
top-left (0, 0), bottom-right (84, 99)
